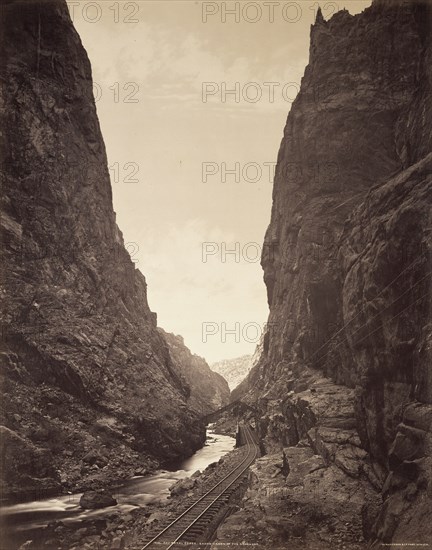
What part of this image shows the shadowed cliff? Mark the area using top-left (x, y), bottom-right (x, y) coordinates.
top-left (0, 0), bottom-right (220, 500)
top-left (233, 0), bottom-right (431, 544)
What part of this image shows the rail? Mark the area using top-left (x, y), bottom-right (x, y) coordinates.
top-left (139, 424), bottom-right (259, 550)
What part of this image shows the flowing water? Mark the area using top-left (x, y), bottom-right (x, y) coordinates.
top-left (1, 428), bottom-right (235, 548)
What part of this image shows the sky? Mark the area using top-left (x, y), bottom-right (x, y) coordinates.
top-left (70, 0), bottom-right (372, 363)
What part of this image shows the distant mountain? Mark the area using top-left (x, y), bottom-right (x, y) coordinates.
top-left (211, 355), bottom-right (255, 391)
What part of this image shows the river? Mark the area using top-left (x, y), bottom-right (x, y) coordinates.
top-left (1, 428), bottom-right (235, 548)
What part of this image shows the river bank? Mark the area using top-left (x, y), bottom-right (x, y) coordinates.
top-left (1, 429), bottom-right (235, 549)
top-left (29, 437), bottom-right (248, 550)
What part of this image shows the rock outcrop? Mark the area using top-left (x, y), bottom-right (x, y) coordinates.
top-left (231, 0), bottom-right (432, 546)
top-left (0, 0), bottom-right (208, 500)
top-left (159, 329), bottom-right (230, 414)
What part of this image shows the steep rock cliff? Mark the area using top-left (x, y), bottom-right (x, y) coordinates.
top-left (159, 329), bottom-right (230, 414)
top-left (0, 0), bottom-right (206, 500)
top-left (235, 0), bottom-right (431, 545)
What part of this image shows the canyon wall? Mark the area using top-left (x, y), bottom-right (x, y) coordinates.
top-left (235, 0), bottom-right (431, 544)
top-left (0, 0), bottom-right (212, 500)
top-left (160, 329), bottom-right (230, 414)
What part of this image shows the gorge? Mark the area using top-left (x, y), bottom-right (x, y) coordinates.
top-left (1, 0), bottom-right (431, 549)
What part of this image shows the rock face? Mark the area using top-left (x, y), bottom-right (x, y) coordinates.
top-left (0, 0), bottom-right (207, 499)
top-left (211, 355), bottom-right (254, 391)
top-left (234, 0), bottom-right (432, 545)
top-left (159, 329), bottom-right (230, 414)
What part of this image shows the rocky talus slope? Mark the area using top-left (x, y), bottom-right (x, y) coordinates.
top-left (0, 0), bottom-right (211, 501)
top-left (159, 329), bottom-right (230, 414)
top-left (228, 0), bottom-right (432, 547)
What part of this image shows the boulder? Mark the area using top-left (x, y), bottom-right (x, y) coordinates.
top-left (82, 449), bottom-right (109, 467)
top-left (169, 477), bottom-right (196, 496)
top-left (79, 490), bottom-right (117, 509)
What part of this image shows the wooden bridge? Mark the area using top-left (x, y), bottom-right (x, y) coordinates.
top-left (200, 400), bottom-right (258, 424)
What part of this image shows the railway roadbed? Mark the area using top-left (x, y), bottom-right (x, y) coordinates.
top-left (31, 426), bottom-right (259, 550)
top-left (132, 425), bottom-right (259, 549)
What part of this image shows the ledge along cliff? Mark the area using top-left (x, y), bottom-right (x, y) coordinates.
top-left (227, 0), bottom-right (432, 547)
top-left (0, 0), bottom-right (228, 502)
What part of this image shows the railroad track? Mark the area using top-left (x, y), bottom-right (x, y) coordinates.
top-left (138, 423), bottom-right (259, 550)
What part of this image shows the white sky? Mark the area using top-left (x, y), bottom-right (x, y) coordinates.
top-left (71, 0), bottom-right (372, 363)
